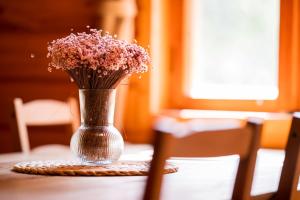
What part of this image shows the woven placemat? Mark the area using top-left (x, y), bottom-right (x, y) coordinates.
top-left (12, 160), bottom-right (178, 176)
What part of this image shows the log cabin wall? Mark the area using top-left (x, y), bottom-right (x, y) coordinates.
top-left (0, 0), bottom-right (102, 153)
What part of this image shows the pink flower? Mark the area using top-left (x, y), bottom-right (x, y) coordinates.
top-left (47, 29), bottom-right (151, 74)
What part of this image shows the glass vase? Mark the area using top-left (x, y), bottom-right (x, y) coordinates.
top-left (70, 89), bottom-right (124, 165)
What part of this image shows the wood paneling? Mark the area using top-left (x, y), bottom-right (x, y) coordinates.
top-left (0, 0), bottom-right (96, 33)
top-left (0, 0), bottom-right (98, 153)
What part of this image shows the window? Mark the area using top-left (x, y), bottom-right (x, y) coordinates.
top-left (168, 0), bottom-right (299, 111)
top-left (185, 0), bottom-right (280, 100)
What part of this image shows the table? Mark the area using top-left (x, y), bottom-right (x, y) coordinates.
top-left (0, 145), bottom-right (297, 200)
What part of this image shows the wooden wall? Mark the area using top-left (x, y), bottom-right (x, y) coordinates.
top-left (0, 0), bottom-right (102, 153)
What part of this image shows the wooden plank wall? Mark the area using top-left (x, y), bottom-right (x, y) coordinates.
top-left (0, 0), bottom-right (100, 153)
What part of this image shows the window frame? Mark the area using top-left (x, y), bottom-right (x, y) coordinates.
top-left (168, 0), bottom-right (300, 112)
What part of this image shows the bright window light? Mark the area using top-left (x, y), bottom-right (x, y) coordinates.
top-left (185, 0), bottom-right (280, 100)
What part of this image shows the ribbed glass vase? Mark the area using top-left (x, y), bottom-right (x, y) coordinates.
top-left (70, 89), bottom-right (124, 165)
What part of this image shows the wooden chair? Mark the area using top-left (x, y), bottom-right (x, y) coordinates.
top-left (13, 98), bottom-right (80, 154)
top-left (252, 113), bottom-right (300, 200)
top-left (144, 117), bottom-right (263, 200)
top-left (95, 0), bottom-right (137, 132)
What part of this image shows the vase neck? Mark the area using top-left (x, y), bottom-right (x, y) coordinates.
top-left (79, 89), bottom-right (116, 126)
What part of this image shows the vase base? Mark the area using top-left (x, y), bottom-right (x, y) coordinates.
top-left (79, 159), bottom-right (113, 165)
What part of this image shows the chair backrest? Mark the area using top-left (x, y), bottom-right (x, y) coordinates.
top-left (144, 117), bottom-right (263, 200)
top-left (13, 98), bottom-right (80, 154)
top-left (251, 113), bottom-right (300, 200)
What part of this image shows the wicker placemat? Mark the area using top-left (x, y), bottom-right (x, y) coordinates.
top-left (12, 160), bottom-right (178, 176)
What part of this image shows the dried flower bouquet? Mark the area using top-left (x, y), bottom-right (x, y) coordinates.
top-left (47, 29), bottom-right (150, 89)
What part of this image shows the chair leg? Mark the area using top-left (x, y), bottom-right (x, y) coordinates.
top-left (273, 115), bottom-right (300, 200)
top-left (232, 121), bottom-right (262, 200)
top-left (143, 132), bottom-right (173, 200)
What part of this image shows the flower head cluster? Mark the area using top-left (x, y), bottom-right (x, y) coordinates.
top-left (47, 29), bottom-right (150, 75)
